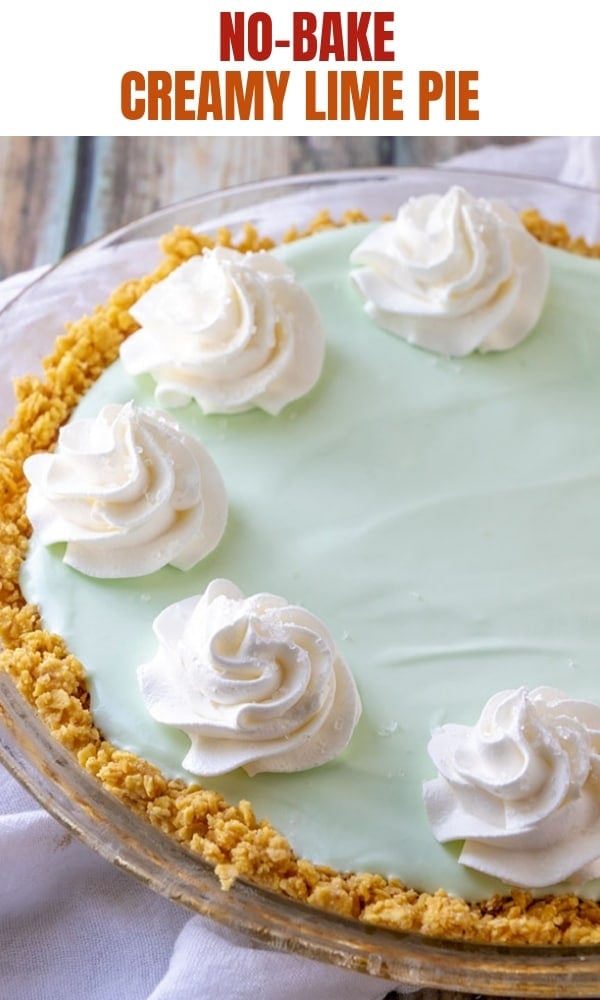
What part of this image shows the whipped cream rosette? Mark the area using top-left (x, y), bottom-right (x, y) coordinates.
top-left (424, 687), bottom-right (600, 887)
top-left (120, 247), bottom-right (325, 415)
top-left (23, 402), bottom-right (228, 578)
top-left (137, 579), bottom-right (362, 776)
top-left (350, 186), bottom-right (549, 357)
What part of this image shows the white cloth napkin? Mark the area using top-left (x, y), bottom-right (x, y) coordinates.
top-left (0, 135), bottom-right (598, 1000)
top-left (445, 134), bottom-right (600, 189)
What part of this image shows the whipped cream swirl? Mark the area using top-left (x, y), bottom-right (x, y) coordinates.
top-left (424, 687), bottom-right (600, 887)
top-left (138, 579), bottom-right (362, 776)
top-left (350, 186), bottom-right (549, 357)
top-left (24, 402), bottom-right (228, 578)
top-left (120, 247), bottom-right (325, 414)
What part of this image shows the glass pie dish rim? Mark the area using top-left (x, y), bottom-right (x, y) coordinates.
top-left (2, 165), bottom-right (600, 997)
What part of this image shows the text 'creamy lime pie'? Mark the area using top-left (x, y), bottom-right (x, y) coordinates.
top-left (3, 184), bottom-right (600, 945)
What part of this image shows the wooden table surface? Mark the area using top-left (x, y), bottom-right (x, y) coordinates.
top-left (0, 135), bottom-right (545, 1000)
top-left (0, 136), bottom-right (529, 280)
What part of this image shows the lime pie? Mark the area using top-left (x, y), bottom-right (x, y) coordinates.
top-left (3, 185), bottom-right (600, 945)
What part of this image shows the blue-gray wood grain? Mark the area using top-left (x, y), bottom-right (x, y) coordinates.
top-left (0, 136), bottom-right (525, 279)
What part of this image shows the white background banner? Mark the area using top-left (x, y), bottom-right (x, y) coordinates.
top-left (2, 0), bottom-right (597, 134)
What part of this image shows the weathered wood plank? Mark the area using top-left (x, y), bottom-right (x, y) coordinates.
top-left (0, 137), bottom-right (397, 275)
top-left (396, 135), bottom-right (527, 165)
top-left (0, 136), bottom-right (528, 278)
top-left (78, 136), bottom-right (394, 245)
top-left (0, 136), bottom-right (78, 279)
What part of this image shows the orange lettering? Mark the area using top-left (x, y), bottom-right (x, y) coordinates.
top-left (458, 71), bottom-right (479, 120)
top-left (121, 71), bottom-right (145, 120)
top-left (174, 71), bottom-right (196, 121)
top-left (305, 71), bottom-right (325, 120)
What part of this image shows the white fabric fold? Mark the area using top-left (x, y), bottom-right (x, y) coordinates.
top-left (443, 135), bottom-right (600, 190)
top-left (0, 135), bottom-right (597, 999)
top-left (0, 768), bottom-right (190, 1000)
top-left (148, 918), bottom-right (406, 1000)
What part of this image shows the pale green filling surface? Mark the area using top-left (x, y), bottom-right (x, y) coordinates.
top-left (21, 225), bottom-right (600, 901)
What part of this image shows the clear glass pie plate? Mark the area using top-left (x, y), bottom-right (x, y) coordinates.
top-left (1, 168), bottom-right (600, 997)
